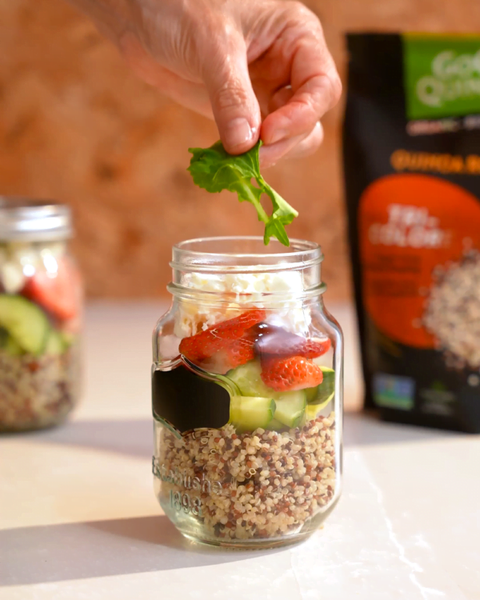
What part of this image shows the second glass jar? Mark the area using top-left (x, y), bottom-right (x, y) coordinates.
top-left (152, 237), bottom-right (343, 548)
top-left (0, 197), bottom-right (82, 432)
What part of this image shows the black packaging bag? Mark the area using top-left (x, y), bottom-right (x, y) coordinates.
top-left (343, 33), bottom-right (480, 432)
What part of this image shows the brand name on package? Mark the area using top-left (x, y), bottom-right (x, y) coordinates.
top-left (416, 50), bottom-right (480, 109)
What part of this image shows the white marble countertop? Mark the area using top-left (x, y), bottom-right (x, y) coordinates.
top-left (1, 302), bottom-right (479, 599)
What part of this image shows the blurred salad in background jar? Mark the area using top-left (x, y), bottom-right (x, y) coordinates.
top-left (0, 197), bottom-right (82, 432)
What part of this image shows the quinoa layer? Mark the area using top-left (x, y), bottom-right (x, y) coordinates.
top-left (424, 252), bottom-right (480, 368)
top-left (155, 413), bottom-right (336, 541)
top-left (0, 347), bottom-right (80, 431)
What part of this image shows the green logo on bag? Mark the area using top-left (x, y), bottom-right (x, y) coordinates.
top-left (403, 34), bottom-right (480, 119)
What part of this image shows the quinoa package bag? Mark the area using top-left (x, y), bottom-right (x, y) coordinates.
top-left (343, 33), bottom-right (480, 432)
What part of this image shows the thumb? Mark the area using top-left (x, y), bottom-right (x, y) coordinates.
top-left (203, 41), bottom-right (261, 154)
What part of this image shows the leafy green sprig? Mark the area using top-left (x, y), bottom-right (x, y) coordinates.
top-left (188, 141), bottom-right (298, 246)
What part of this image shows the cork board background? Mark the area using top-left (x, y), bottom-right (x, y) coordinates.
top-left (1, 0), bottom-right (480, 300)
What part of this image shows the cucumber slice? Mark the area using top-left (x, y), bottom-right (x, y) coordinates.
top-left (0, 295), bottom-right (49, 355)
top-left (230, 396), bottom-right (276, 432)
top-left (6, 336), bottom-right (23, 355)
top-left (0, 326), bottom-right (23, 355)
top-left (306, 397), bottom-right (334, 420)
top-left (306, 367), bottom-right (335, 420)
top-left (274, 390), bottom-right (307, 428)
top-left (305, 386), bottom-right (319, 402)
top-left (1, 334), bottom-right (23, 356)
top-left (308, 367), bottom-right (335, 405)
top-left (227, 360), bottom-right (277, 398)
top-left (228, 361), bottom-right (333, 428)
top-left (45, 329), bottom-right (65, 356)
top-left (8, 334), bottom-right (23, 355)
top-left (265, 418), bottom-right (288, 431)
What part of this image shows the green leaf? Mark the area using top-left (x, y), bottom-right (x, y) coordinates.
top-left (188, 140), bottom-right (298, 246)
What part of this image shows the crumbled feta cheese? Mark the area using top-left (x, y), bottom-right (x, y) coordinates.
top-left (1, 262), bottom-right (25, 294)
top-left (174, 271), bottom-right (311, 338)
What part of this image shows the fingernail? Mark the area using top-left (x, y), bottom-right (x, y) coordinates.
top-left (268, 128), bottom-right (289, 145)
top-left (224, 118), bottom-right (253, 150)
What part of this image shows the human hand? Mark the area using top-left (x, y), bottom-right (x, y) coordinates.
top-left (70, 0), bottom-right (341, 167)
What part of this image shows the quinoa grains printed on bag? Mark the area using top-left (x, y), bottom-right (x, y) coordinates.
top-left (343, 33), bottom-right (480, 432)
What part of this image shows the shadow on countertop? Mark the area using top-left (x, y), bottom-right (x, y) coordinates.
top-left (1, 515), bottom-right (275, 586)
top-left (0, 414), bottom-right (464, 586)
top-left (5, 418), bottom-right (154, 458)
top-left (7, 411), bottom-right (462, 461)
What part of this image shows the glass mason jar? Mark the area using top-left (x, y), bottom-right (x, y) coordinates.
top-left (0, 197), bottom-right (82, 432)
top-left (152, 237), bottom-right (343, 549)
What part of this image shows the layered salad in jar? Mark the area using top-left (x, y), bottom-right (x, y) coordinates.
top-left (0, 241), bottom-right (81, 431)
top-left (153, 268), bottom-right (339, 547)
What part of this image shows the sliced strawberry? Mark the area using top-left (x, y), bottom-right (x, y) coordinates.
top-left (221, 337), bottom-right (255, 368)
top-left (261, 355), bottom-right (324, 392)
top-left (204, 337), bottom-right (256, 373)
top-left (179, 309), bottom-right (265, 363)
top-left (23, 257), bottom-right (81, 321)
top-left (252, 323), bottom-right (331, 359)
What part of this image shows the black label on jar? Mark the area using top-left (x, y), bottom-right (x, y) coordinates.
top-left (152, 365), bottom-right (231, 434)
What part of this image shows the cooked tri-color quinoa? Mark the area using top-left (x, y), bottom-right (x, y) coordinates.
top-left (0, 347), bottom-right (79, 431)
top-left (155, 413), bottom-right (336, 540)
top-left (424, 252), bottom-right (480, 369)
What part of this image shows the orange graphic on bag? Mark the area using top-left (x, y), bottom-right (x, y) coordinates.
top-left (359, 173), bottom-right (480, 348)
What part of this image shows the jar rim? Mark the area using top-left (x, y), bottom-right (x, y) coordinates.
top-left (0, 196), bottom-right (72, 241)
top-left (171, 236), bottom-right (323, 273)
